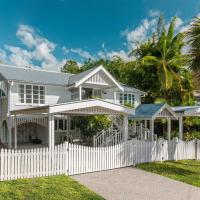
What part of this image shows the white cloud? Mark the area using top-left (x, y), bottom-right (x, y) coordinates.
top-left (70, 48), bottom-right (95, 60)
top-left (62, 46), bottom-right (69, 55)
top-left (2, 24), bottom-right (66, 71)
top-left (123, 17), bottom-right (157, 50)
top-left (0, 49), bottom-right (7, 63)
top-left (5, 45), bottom-right (33, 67)
top-left (149, 10), bottom-right (161, 17)
top-left (98, 50), bottom-right (134, 62)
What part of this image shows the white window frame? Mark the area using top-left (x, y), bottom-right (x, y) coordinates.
top-left (17, 83), bottom-right (46, 105)
top-left (119, 92), bottom-right (135, 105)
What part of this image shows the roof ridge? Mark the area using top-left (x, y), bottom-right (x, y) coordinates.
top-left (0, 64), bottom-right (73, 75)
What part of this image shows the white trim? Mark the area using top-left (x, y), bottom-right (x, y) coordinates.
top-left (49, 99), bottom-right (134, 115)
top-left (17, 83), bottom-right (46, 105)
top-left (75, 66), bottom-right (124, 91)
top-left (152, 104), bottom-right (178, 120)
top-left (11, 99), bottom-right (134, 116)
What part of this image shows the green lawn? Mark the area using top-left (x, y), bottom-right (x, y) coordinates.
top-left (0, 175), bottom-right (104, 200)
top-left (136, 160), bottom-right (200, 187)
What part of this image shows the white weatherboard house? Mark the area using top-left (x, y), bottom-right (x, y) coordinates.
top-left (0, 64), bottom-right (198, 149)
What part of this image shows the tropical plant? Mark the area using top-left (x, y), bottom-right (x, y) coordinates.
top-left (186, 17), bottom-right (200, 72)
top-left (134, 17), bottom-right (189, 90)
top-left (61, 60), bottom-right (82, 74)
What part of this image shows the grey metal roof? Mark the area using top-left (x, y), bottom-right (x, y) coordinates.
top-left (129, 103), bottom-right (165, 120)
top-left (68, 67), bottom-right (97, 86)
top-left (0, 64), bottom-right (147, 95)
top-left (172, 106), bottom-right (200, 116)
top-left (120, 83), bottom-right (147, 95)
top-left (172, 106), bottom-right (200, 113)
top-left (0, 64), bottom-right (73, 86)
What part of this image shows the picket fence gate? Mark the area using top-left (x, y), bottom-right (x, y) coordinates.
top-left (0, 138), bottom-right (200, 181)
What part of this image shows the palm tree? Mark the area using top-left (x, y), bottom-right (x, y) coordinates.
top-left (133, 17), bottom-right (189, 90)
top-left (186, 17), bottom-right (200, 72)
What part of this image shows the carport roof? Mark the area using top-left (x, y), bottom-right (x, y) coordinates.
top-left (11, 99), bottom-right (135, 116)
top-left (172, 106), bottom-right (200, 116)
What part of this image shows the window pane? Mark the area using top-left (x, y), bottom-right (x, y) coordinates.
top-left (26, 99), bottom-right (32, 104)
top-left (128, 94), bottom-right (132, 104)
top-left (120, 93), bottom-right (123, 104)
top-left (124, 94), bottom-right (128, 104)
top-left (59, 120), bottom-right (64, 130)
top-left (132, 94), bottom-right (135, 105)
top-left (18, 85), bottom-right (25, 103)
top-left (70, 119), bottom-right (75, 130)
top-left (40, 99), bottom-right (45, 104)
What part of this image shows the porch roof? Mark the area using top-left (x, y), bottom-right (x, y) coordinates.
top-left (10, 99), bottom-right (134, 116)
top-left (172, 106), bottom-right (200, 117)
top-left (129, 103), bottom-right (178, 120)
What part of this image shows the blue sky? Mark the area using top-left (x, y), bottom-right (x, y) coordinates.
top-left (0, 0), bottom-right (199, 71)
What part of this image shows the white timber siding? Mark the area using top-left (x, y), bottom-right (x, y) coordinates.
top-left (86, 71), bottom-right (111, 85)
top-left (0, 138), bottom-right (199, 181)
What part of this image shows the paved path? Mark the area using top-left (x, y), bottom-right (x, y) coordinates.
top-left (73, 167), bottom-right (200, 200)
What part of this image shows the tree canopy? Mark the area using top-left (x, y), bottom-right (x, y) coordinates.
top-left (61, 16), bottom-right (195, 106)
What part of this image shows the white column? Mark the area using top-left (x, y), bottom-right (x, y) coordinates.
top-left (179, 116), bottom-right (183, 140)
top-left (133, 120), bottom-right (136, 133)
top-left (144, 120), bottom-right (147, 140)
top-left (48, 114), bottom-right (55, 149)
top-left (7, 83), bottom-right (12, 148)
top-left (123, 115), bottom-right (128, 141)
top-left (14, 115), bottom-right (17, 149)
top-left (167, 118), bottom-right (171, 141)
top-left (8, 117), bottom-right (12, 148)
top-left (79, 85), bottom-right (82, 101)
top-left (150, 119), bottom-right (154, 141)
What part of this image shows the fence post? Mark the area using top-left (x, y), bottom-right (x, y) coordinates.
top-left (195, 139), bottom-right (200, 160)
top-left (174, 137), bottom-right (179, 161)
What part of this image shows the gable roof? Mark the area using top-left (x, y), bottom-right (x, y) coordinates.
top-left (68, 65), bottom-right (124, 91)
top-left (129, 103), bottom-right (177, 120)
top-left (0, 64), bottom-right (73, 86)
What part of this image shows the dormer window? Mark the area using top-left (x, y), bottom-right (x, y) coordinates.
top-left (18, 84), bottom-right (45, 104)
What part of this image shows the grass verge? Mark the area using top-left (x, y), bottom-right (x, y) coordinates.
top-left (136, 160), bottom-right (200, 187)
top-left (0, 175), bottom-right (104, 200)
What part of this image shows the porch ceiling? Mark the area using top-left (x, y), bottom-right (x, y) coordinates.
top-left (10, 99), bottom-right (134, 116)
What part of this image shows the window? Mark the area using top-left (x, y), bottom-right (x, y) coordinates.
top-left (119, 93), bottom-right (135, 106)
top-left (18, 84), bottom-right (45, 104)
top-left (93, 89), bottom-right (102, 98)
top-left (70, 88), bottom-right (79, 100)
top-left (55, 119), bottom-right (76, 131)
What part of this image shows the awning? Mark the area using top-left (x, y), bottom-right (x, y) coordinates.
top-left (11, 99), bottom-right (135, 116)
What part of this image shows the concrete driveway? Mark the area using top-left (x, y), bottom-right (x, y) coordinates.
top-left (73, 167), bottom-right (200, 200)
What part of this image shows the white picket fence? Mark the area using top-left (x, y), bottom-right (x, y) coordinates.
top-left (0, 138), bottom-right (200, 181)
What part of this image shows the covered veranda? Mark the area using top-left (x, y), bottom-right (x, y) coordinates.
top-left (129, 103), bottom-right (178, 141)
top-left (172, 106), bottom-right (200, 140)
top-left (10, 99), bottom-right (134, 149)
